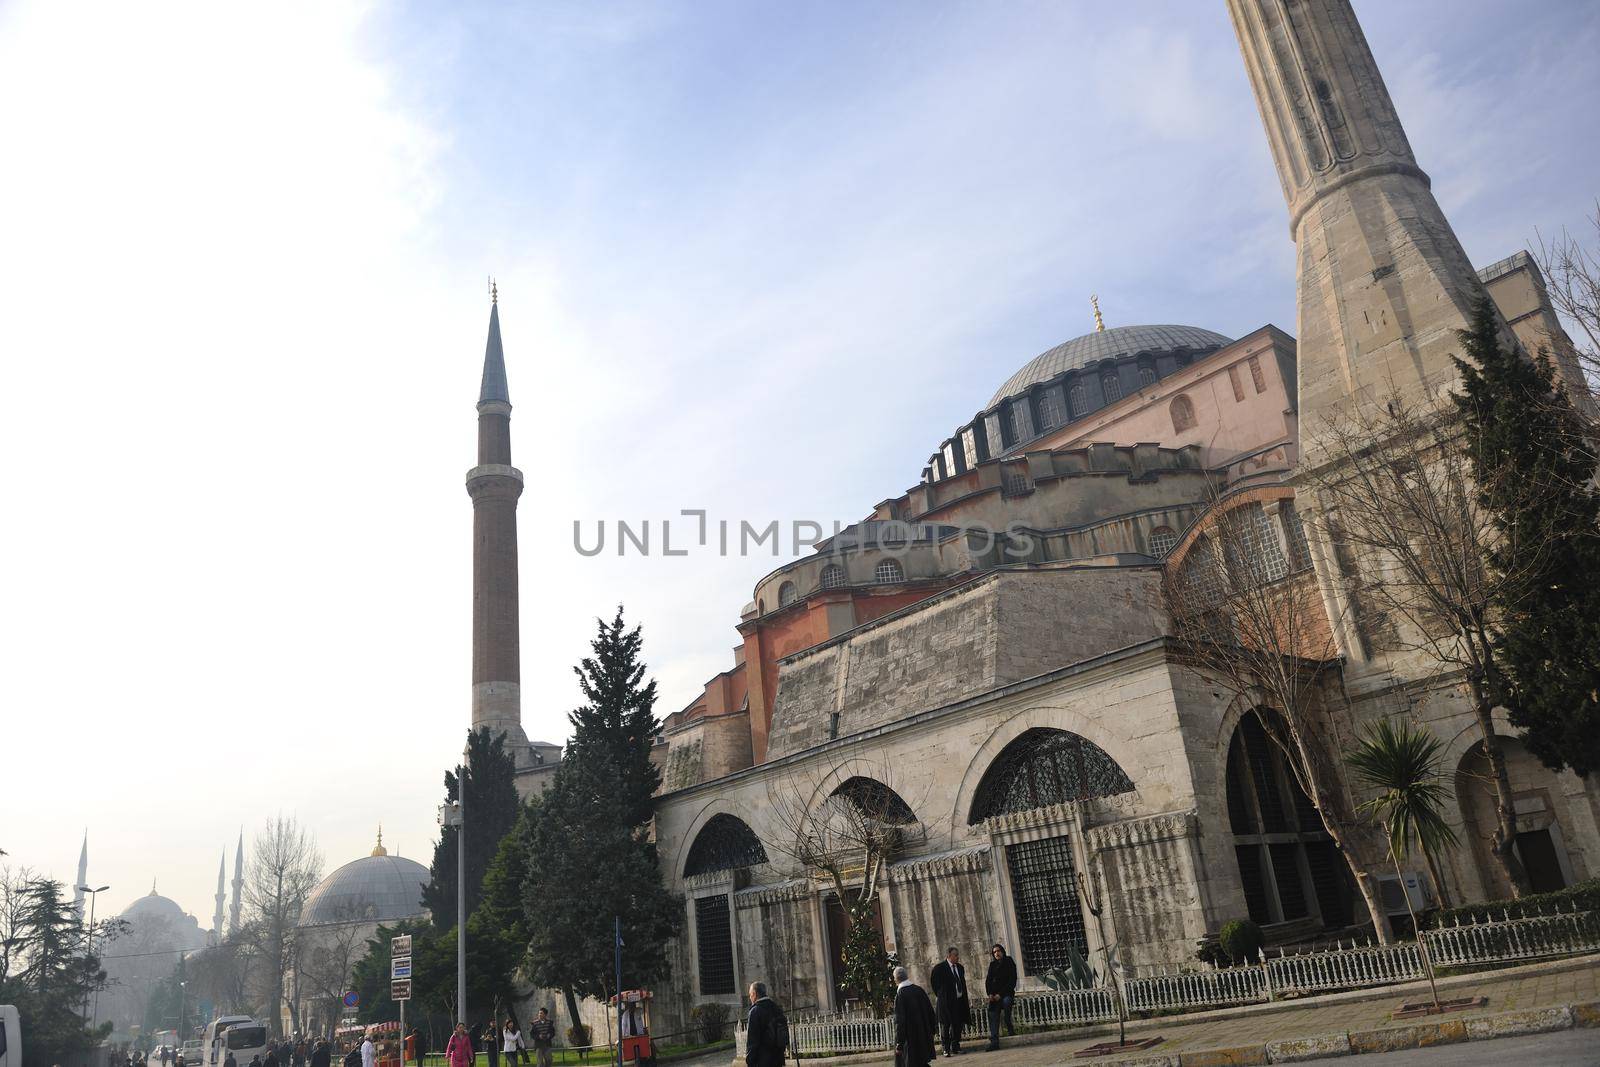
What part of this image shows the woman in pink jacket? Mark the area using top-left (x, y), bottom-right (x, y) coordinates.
top-left (446, 1025), bottom-right (474, 1067)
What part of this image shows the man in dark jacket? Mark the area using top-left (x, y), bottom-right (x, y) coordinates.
top-left (928, 948), bottom-right (969, 1056)
top-left (310, 1041), bottom-right (331, 1067)
top-left (745, 981), bottom-right (788, 1067)
top-left (983, 944), bottom-right (1018, 1050)
top-left (893, 966), bottom-right (937, 1067)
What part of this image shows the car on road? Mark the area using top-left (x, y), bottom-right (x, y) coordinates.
top-left (180, 1043), bottom-right (205, 1067)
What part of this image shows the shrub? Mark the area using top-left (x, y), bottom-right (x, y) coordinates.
top-left (1193, 935), bottom-right (1230, 968)
top-left (566, 1025), bottom-right (591, 1048)
top-left (690, 1002), bottom-right (732, 1044)
top-left (1426, 877), bottom-right (1600, 929)
top-left (1218, 919), bottom-right (1263, 964)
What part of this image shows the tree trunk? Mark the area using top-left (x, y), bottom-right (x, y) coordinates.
top-left (1420, 844), bottom-right (1451, 910)
top-left (1467, 674), bottom-right (1531, 897)
top-left (563, 986), bottom-right (583, 1040)
top-left (1297, 737), bottom-right (1393, 945)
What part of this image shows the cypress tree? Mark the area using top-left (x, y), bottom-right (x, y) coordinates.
top-left (423, 726), bottom-right (523, 928)
top-left (1453, 295), bottom-right (1600, 776)
top-left (566, 606), bottom-right (662, 828)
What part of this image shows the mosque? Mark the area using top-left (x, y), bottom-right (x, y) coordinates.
top-left (461, 0), bottom-right (1599, 1035)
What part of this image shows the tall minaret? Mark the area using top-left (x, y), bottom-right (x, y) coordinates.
top-left (73, 833), bottom-right (88, 918)
top-left (467, 285), bottom-right (530, 749)
top-left (212, 850), bottom-right (226, 941)
top-left (1227, 0), bottom-right (1489, 470)
top-left (229, 830), bottom-right (244, 932)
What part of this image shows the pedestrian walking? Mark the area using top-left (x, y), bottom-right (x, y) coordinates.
top-left (262, 1046), bottom-right (278, 1067)
top-left (482, 1020), bottom-right (500, 1067)
top-left (929, 948), bottom-right (970, 1056)
top-left (982, 944), bottom-right (1017, 1050)
top-left (445, 1026), bottom-right (474, 1067)
top-left (744, 982), bottom-right (788, 1067)
top-left (892, 967), bottom-right (937, 1067)
top-left (528, 1010), bottom-right (556, 1067)
top-left (311, 1041), bottom-right (331, 1067)
top-left (223, 1051), bottom-right (237, 1067)
top-left (360, 1033), bottom-right (375, 1067)
top-left (502, 1021), bottom-right (524, 1067)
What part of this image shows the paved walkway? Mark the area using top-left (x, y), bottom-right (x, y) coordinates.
top-left (964, 957), bottom-right (1600, 1064)
top-left (791, 956), bottom-right (1600, 1066)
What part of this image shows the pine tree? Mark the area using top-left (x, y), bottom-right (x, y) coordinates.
top-left (423, 726), bottom-right (524, 929)
top-left (0, 878), bottom-right (113, 1067)
top-left (465, 798), bottom-right (538, 1013)
top-left (525, 608), bottom-right (679, 1030)
top-left (1453, 295), bottom-right (1600, 776)
top-left (567, 606), bottom-right (662, 828)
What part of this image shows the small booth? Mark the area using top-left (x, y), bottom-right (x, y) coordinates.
top-left (608, 990), bottom-right (655, 1067)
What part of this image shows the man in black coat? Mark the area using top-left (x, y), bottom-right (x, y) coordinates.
top-left (745, 981), bottom-right (788, 1067)
top-left (893, 966), bottom-right (937, 1067)
top-left (310, 1041), bottom-right (331, 1067)
top-left (928, 948), bottom-right (970, 1056)
top-left (983, 944), bottom-right (1018, 1050)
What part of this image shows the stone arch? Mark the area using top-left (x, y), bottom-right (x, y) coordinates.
top-left (1455, 733), bottom-right (1585, 898)
top-left (952, 705), bottom-right (1142, 831)
top-left (674, 802), bottom-right (770, 880)
top-left (831, 775), bottom-right (918, 825)
top-left (967, 727), bottom-right (1134, 825)
top-left (683, 812), bottom-right (769, 877)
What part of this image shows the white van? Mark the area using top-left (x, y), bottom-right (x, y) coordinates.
top-left (0, 1005), bottom-right (20, 1067)
top-left (204, 1017), bottom-right (268, 1067)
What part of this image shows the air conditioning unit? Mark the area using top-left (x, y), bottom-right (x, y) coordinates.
top-left (1374, 871), bottom-right (1429, 916)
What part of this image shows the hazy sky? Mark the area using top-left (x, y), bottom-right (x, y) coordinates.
top-left (2, 0), bottom-right (1596, 927)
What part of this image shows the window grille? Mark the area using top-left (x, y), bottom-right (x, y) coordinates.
top-left (874, 558), bottom-right (904, 583)
top-left (1102, 375), bottom-right (1122, 404)
top-left (684, 813), bottom-right (769, 876)
top-left (1280, 501), bottom-right (1313, 572)
top-left (820, 564), bottom-right (847, 590)
top-left (1036, 391), bottom-right (1063, 431)
top-left (831, 776), bottom-right (917, 824)
top-left (1180, 536), bottom-right (1226, 609)
top-left (1138, 365), bottom-right (1156, 387)
top-left (1231, 503), bottom-right (1288, 585)
top-left (778, 581), bottom-right (798, 607)
top-left (1068, 382), bottom-right (1086, 418)
top-left (962, 429), bottom-right (980, 471)
top-left (1008, 401), bottom-right (1033, 443)
top-left (1147, 526), bottom-right (1178, 557)
top-left (969, 728), bottom-right (1135, 823)
top-left (1006, 836), bottom-right (1088, 975)
top-left (1003, 472), bottom-right (1032, 498)
top-left (695, 894), bottom-right (735, 996)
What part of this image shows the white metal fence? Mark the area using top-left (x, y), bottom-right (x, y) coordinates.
top-left (737, 906), bottom-right (1600, 1057)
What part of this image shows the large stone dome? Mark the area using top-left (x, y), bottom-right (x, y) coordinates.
top-left (298, 849), bottom-right (428, 929)
top-left (121, 887), bottom-right (192, 925)
top-left (988, 324), bottom-right (1233, 407)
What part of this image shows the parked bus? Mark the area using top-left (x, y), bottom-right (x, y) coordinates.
top-left (204, 1017), bottom-right (267, 1067)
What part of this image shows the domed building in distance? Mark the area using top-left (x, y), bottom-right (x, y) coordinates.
top-left (289, 830), bottom-right (428, 1031)
top-left (100, 885), bottom-right (209, 1038)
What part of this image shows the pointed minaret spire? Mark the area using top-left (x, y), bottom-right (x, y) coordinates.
top-left (479, 283), bottom-right (510, 408)
top-left (73, 832), bottom-right (88, 918)
top-left (467, 290), bottom-right (530, 753)
top-left (229, 829), bottom-right (244, 933)
top-left (212, 850), bottom-right (226, 941)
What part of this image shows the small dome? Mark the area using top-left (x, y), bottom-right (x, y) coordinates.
top-left (299, 853), bottom-right (429, 928)
top-left (988, 324), bottom-right (1233, 408)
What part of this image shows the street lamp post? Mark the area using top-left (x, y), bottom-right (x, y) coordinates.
top-left (76, 884), bottom-right (110, 1028)
top-left (439, 776), bottom-right (465, 1022)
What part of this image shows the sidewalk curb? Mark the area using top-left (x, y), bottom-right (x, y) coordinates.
top-left (1260, 1033), bottom-right (1349, 1063)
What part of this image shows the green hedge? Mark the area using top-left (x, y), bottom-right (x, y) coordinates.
top-left (1426, 877), bottom-right (1600, 929)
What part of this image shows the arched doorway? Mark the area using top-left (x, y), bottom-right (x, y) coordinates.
top-left (1457, 736), bottom-right (1578, 897)
top-left (970, 728), bottom-right (1134, 976)
top-left (1224, 710), bottom-right (1353, 929)
top-left (684, 814), bottom-right (768, 997)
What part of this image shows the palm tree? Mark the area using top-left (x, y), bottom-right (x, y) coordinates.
top-left (1346, 718), bottom-right (1461, 1010)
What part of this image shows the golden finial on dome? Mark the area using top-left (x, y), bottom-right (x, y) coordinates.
top-left (371, 825), bottom-right (388, 857)
top-left (1091, 294), bottom-right (1106, 333)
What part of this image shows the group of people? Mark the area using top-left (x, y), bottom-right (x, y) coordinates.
top-left (744, 944), bottom-right (1021, 1067)
top-left (224, 1038), bottom-right (335, 1067)
top-left (443, 1010), bottom-right (559, 1067)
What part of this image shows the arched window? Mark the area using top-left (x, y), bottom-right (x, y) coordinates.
top-left (1036, 390), bottom-right (1063, 431)
top-left (778, 581), bottom-right (798, 607)
top-left (1138, 365), bottom-right (1157, 387)
top-left (1225, 711), bottom-right (1352, 928)
top-left (820, 564), bottom-right (847, 590)
top-left (969, 728), bottom-right (1134, 823)
top-left (1178, 535), bottom-right (1226, 608)
top-left (684, 813), bottom-right (768, 877)
top-left (1147, 525), bottom-right (1178, 557)
top-left (1067, 382), bottom-right (1087, 418)
top-left (831, 776), bottom-right (917, 824)
top-left (756, 599), bottom-right (765, 615)
top-left (1102, 375), bottom-right (1122, 404)
top-left (1234, 503), bottom-right (1288, 585)
top-left (1170, 394), bottom-right (1197, 433)
top-left (873, 558), bottom-right (904, 583)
